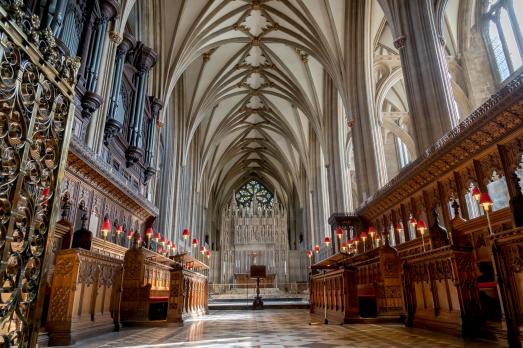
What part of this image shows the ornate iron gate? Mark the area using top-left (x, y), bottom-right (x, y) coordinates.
top-left (0, 2), bottom-right (78, 346)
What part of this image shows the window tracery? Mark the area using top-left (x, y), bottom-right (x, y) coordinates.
top-left (235, 180), bottom-right (273, 207)
top-left (483, 0), bottom-right (523, 82)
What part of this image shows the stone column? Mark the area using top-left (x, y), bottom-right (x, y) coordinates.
top-left (378, 0), bottom-right (459, 152)
top-left (103, 32), bottom-right (136, 146)
top-left (80, 0), bottom-right (119, 123)
top-left (323, 72), bottom-right (349, 214)
top-left (346, 0), bottom-right (387, 200)
top-left (126, 45), bottom-right (158, 167)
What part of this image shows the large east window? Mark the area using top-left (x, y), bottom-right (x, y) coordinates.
top-left (483, 0), bottom-right (523, 82)
top-left (235, 180), bottom-right (274, 207)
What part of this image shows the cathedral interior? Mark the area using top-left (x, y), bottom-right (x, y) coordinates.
top-left (0, 0), bottom-right (522, 347)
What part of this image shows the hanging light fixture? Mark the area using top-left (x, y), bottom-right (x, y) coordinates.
top-left (100, 218), bottom-right (111, 240)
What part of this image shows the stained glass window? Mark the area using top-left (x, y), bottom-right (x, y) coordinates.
top-left (235, 180), bottom-right (273, 207)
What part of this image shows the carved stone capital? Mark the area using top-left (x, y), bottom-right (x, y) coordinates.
top-left (109, 30), bottom-right (123, 45)
top-left (393, 35), bottom-right (407, 49)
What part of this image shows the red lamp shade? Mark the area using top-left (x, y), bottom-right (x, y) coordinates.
top-left (160, 236), bottom-right (166, 246)
top-left (347, 239), bottom-right (353, 246)
top-left (353, 236), bottom-right (360, 243)
top-left (368, 226), bottom-right (376, 235)
top-left (154, 232), bottom-right (161, 242)
top-left (182, 228), bottom-right (190, 240)
top-left (145, 227), bottom-right (153, 238)
top-left (395, 223), bottom-right (403, 231)
top-left (335, 227), bottom-right (343, 239)
top-left (314, 245), bottom-right (320, 253)
top-left (127, 230), bottom-right (133, 240)
top-left (360, 231), bottom-right (367, 239)
top-left (200, 245), bottom-right (205, 254)
top-left (341, 242), bottom-right (347, 251)
top-left (375, 234), bottom-right (381, 241)
top-left (324, 236), bottom-right (331, 246)
top-left (192, 238), bottom-right (198, 247)
top-left (471, 186), bottom-right (481, 201)
top-left (116, 225), bottom-right (123, 235)
top-left (479, 193), bottom-right (493, 211)
top-left (137, 235), bottom-right (142, 243)
top-left (416, 220), bottom-right (427, 234)
top-left (167, 240), bottom-right (172, 248)
top-left (410, 216), bottom-right (417, 226)
top-left (158, 247), bottom-right (163, 254)
top-left (100, 218), bottom-right (111, 236)
top-left (206, 250), bottom-right (211, 259)
top-left (307, 250), bottom-right (313, 258)
top-left (172, 244), bottom-right (177, 251)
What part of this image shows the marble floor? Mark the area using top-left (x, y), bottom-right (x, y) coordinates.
top-left (68, 310), bottom-right (507, 348)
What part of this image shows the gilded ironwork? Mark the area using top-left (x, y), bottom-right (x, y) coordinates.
top-left (0, 7), bottom-right (76, 347)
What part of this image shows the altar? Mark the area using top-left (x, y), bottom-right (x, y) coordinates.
top-left (234, 273), bottom-right (276, 288)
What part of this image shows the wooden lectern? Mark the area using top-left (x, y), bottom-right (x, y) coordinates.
top-left (250, 265), bottom-right (266, 310)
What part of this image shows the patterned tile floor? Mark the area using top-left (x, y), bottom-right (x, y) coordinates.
top-left (68, 310), bottom-right (507, 348)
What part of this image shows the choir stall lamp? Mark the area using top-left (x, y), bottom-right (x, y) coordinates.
top-left (167, 240), bottom-right (172, 255)
top-left (347, 239), bottom-right (353, 254)
top-left (479, 192), bottom-right (494, 235)
top-left (127, 230), bottom-right (133, 247)
top-left (375, 233), bottom-right (381, 248)
top-left (206, 250), bottom-right (211, 259)
top-left (368, 226), bottom-right (376, 248)
top-left (324, 236), bottom-right (331, 247)
top-left (471, 186), bottom-right (482, 201)
top-left (353, 236), bottom-right (360, 253)
top-left (145, 227), bottom-right (154, 249)
top-left (361, 231), bottom-right (367, 252)
top-left (416, 219), bottom-right (427, 251)
top-left (314, 244), bottom-right (320, 254)
top-left (182, 228), bottom-right (190, 252)
top-left (100, 218), bottom-right (111, 241)
top-left (116, 225), bottom-right (123, 243)
top-left (341, 242), bottom-right (347, 253)
top-left (307, 249), bottom-right (313, 268)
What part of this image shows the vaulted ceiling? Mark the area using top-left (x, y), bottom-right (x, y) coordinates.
top-left (147, 0), bottom-right (353, 208)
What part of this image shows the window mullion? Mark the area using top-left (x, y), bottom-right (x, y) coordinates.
top-left (495, 15), bottom-right (515, 73)
top-left (506, 1), bottom-right (523, 60)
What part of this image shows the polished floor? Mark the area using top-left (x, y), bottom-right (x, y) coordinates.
top-left (69, 310), bottom-right (506, 348)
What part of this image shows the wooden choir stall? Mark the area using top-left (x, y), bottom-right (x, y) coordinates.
top-left (311, 75), bottom-right (523, 347)
top-left (310, 242), bottom-right (404, 324)
top-left (120, 240), bottom-right (209, 326)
